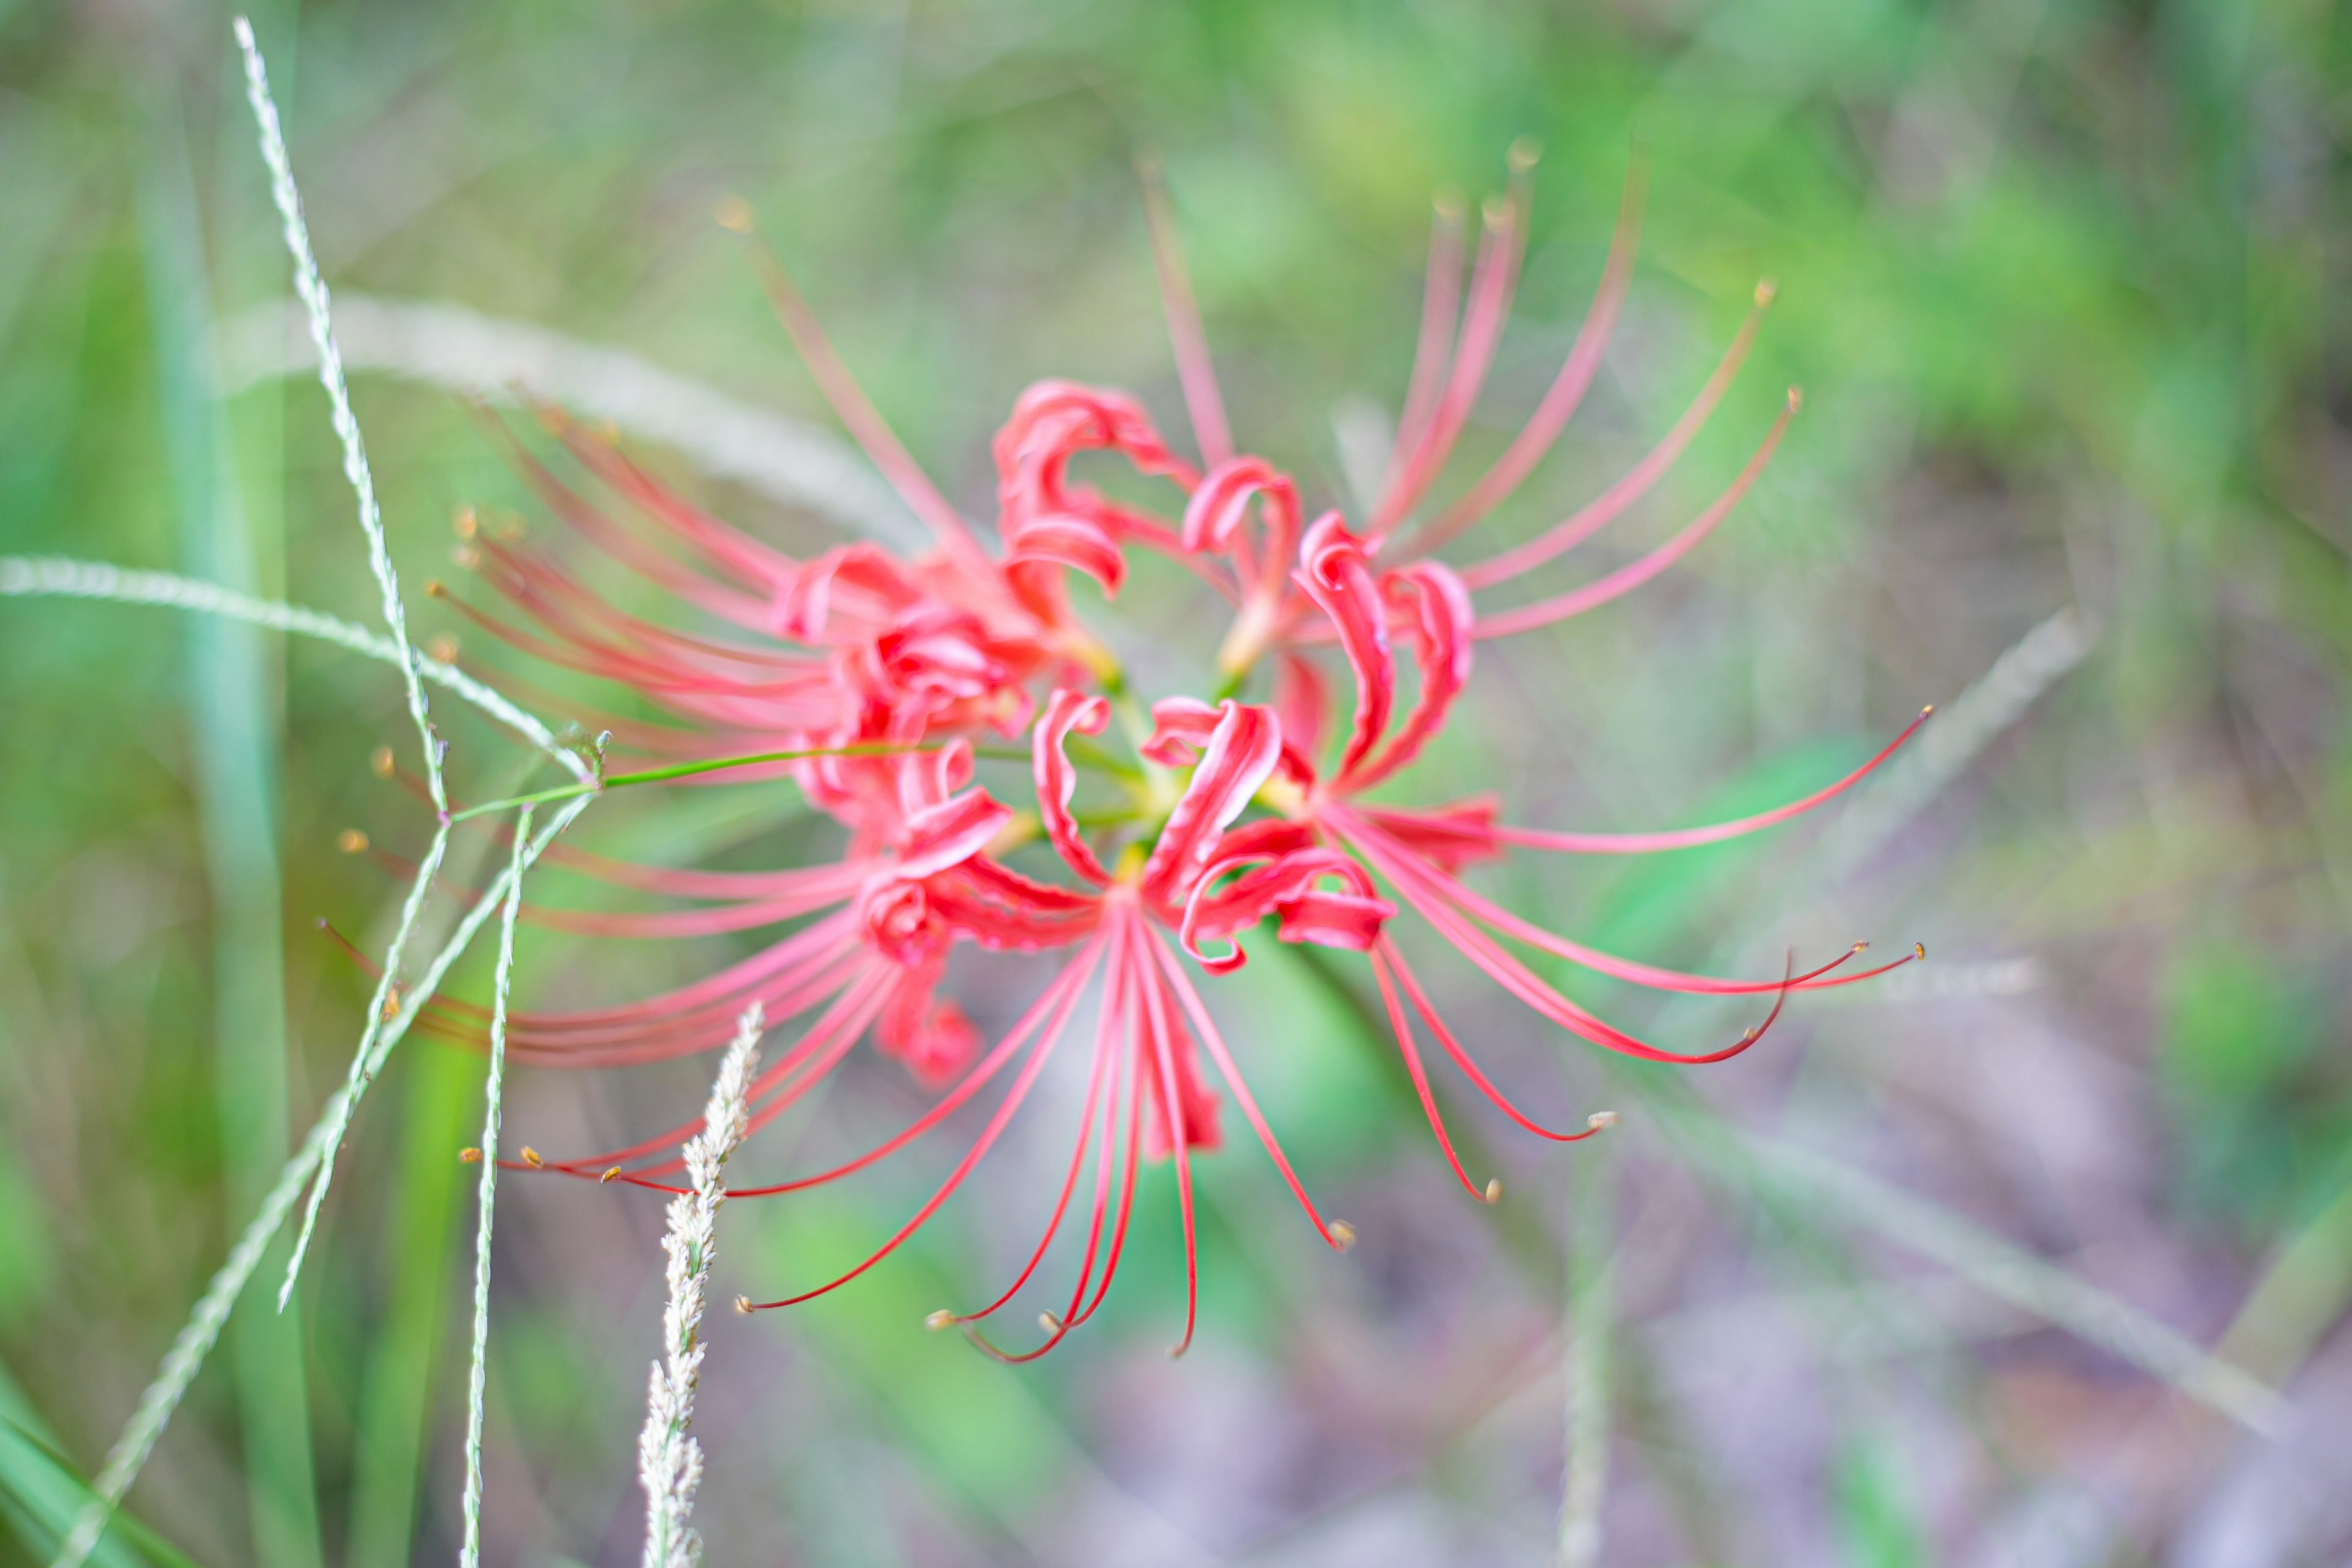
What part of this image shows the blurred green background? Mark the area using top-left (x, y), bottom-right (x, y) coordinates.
top-left (3, 0), bottom-right (2350, 1563)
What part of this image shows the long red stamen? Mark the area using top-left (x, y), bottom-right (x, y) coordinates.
top-left (479, 409), bottom-right (784, 626)
top-left (1468, 706), bottom-right (1933, 854)
top-left (722, 205), bottom-right (993, 573)
top-left (1371, 159), bottom-right (1532, 533)
top-left (1472, 388), bottom-right (1798, 641)
top-left (737, 931), bottom-right (1101, 1310)
top-left (1381, 938), bottom-right (1614, 1142)
top-left (1339, 807), bottom-right (1860, 997)
top-left (726, 940), bottom-right (1102, 1197)
top-left (1409, 157), bottom-right (1649, 560)
top-left (1458, 282), bottom-right (1774, 589)
top-left (957, 925), bottom-right (1134, 1362)
top-left (943, 996), bottom-right (1114, 1327)
top-left (1138, 156), bottom-right (1234, 470)
top-left (1129, 910), bottom-right (1201, 1357)
top-left (1338, 820), bottom-right (1797, 1063)
top-left (1374, 194), bottom-right (1466, 519)
top-left (1366, 944), bottom-right (1494, 1198)
top-left (1068, 978), bottom-right (1147, 1330)
top-left (1152, 933), bottom-right (1352, 1249)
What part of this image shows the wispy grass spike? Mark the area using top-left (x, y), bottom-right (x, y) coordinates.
top-left (0, 556), bottom-right (587, 778)
top-left (639, 1002), bottom-right (766, 1568)
top-left (49, 794), bottom-right (592, 1568)
top-left (459, 804), bottom-right (534, 1568)
top-left (230, 13), bottom-right (527, 1308)
top-left (1749, 1135), bottom-right (2291, 1436)
top-left (232, 16), bottom-right (443, 813)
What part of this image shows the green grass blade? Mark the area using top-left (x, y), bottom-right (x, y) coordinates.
top-left (137, 91), bottom-right (322, 1568)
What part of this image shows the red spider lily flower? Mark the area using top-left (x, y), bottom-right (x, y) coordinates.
top-left (413, 151), bottom-right (1928, 1358)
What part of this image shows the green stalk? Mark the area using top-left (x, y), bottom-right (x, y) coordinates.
top-left (448, 741), bottom-right (1033, 821)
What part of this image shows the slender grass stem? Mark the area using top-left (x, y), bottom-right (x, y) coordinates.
top-left (278, 824), bottom-right (451, 1306)
top-left (0, 556), bottom-right (589, 781)
top-left (50, 796), bottom-right (592, 1568)
top-left (1558, 1137), bottom-right (1615, 1568)
top-left (458, 805), bottom-right (532, 1568)
top-left (234, 16), bottom-right (447, 816)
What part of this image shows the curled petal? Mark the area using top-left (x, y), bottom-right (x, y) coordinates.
top-left (1139, 695), bottom-right (1223, 766)
top-left (773, 543), bottom-right (924, 643)
top-left (995, 380), bottom-right (1196, 600)
top-left (1342, 562), bottom-right (1474, 793)
top-left (1211, 817), bottom-right (1316, 863)
top-left (876, 954), bottom-right (982, 1087)
top-left (1273, 652), bottom-right (1330, 774)
top-left (1275, 888), bottom-right (1392, 951)
top-left (862, 880), bottom-right (945, 965)
top-left (1181, 458), bottom-right (1301, 590)
top-left (1140, 701), bottom-right (1284, 903)
top-left (1180, 846), bottom-right (1391, 972)
top-left (1294, 513), bottom-right (1393, 780)
top-left (1005, 515), bottom-right (1128, 597)
top-left (1034, 688), bottom-right (1115, 886)
top-left (896, 788), bottom-right (1014, 880)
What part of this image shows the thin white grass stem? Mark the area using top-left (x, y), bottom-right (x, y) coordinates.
top-left (1807, 604), bottom-right (2096, 882)
top-left (1558, 1139), bottom-right (1615, 1568)
top-left (0, 555), bottom-right (588, 780)
top-left (459, 805), bottom-right (533, 1568)
top-left (639, 1003), bottom-right (765, 1568)
top-left (277, 823), bottom-right (450, 1307)
top-left (233, 17), bottom-right (445, 816)
top-left (50, 794), bottom-right (590, 1568)
top-left (1746, 1135), bottom-right (2291, 1436)
top-left (215, 293), bottom-right (921, 552)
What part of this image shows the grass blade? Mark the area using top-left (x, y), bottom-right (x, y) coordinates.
top-left (137, 94), bottom-right (322, 1568)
